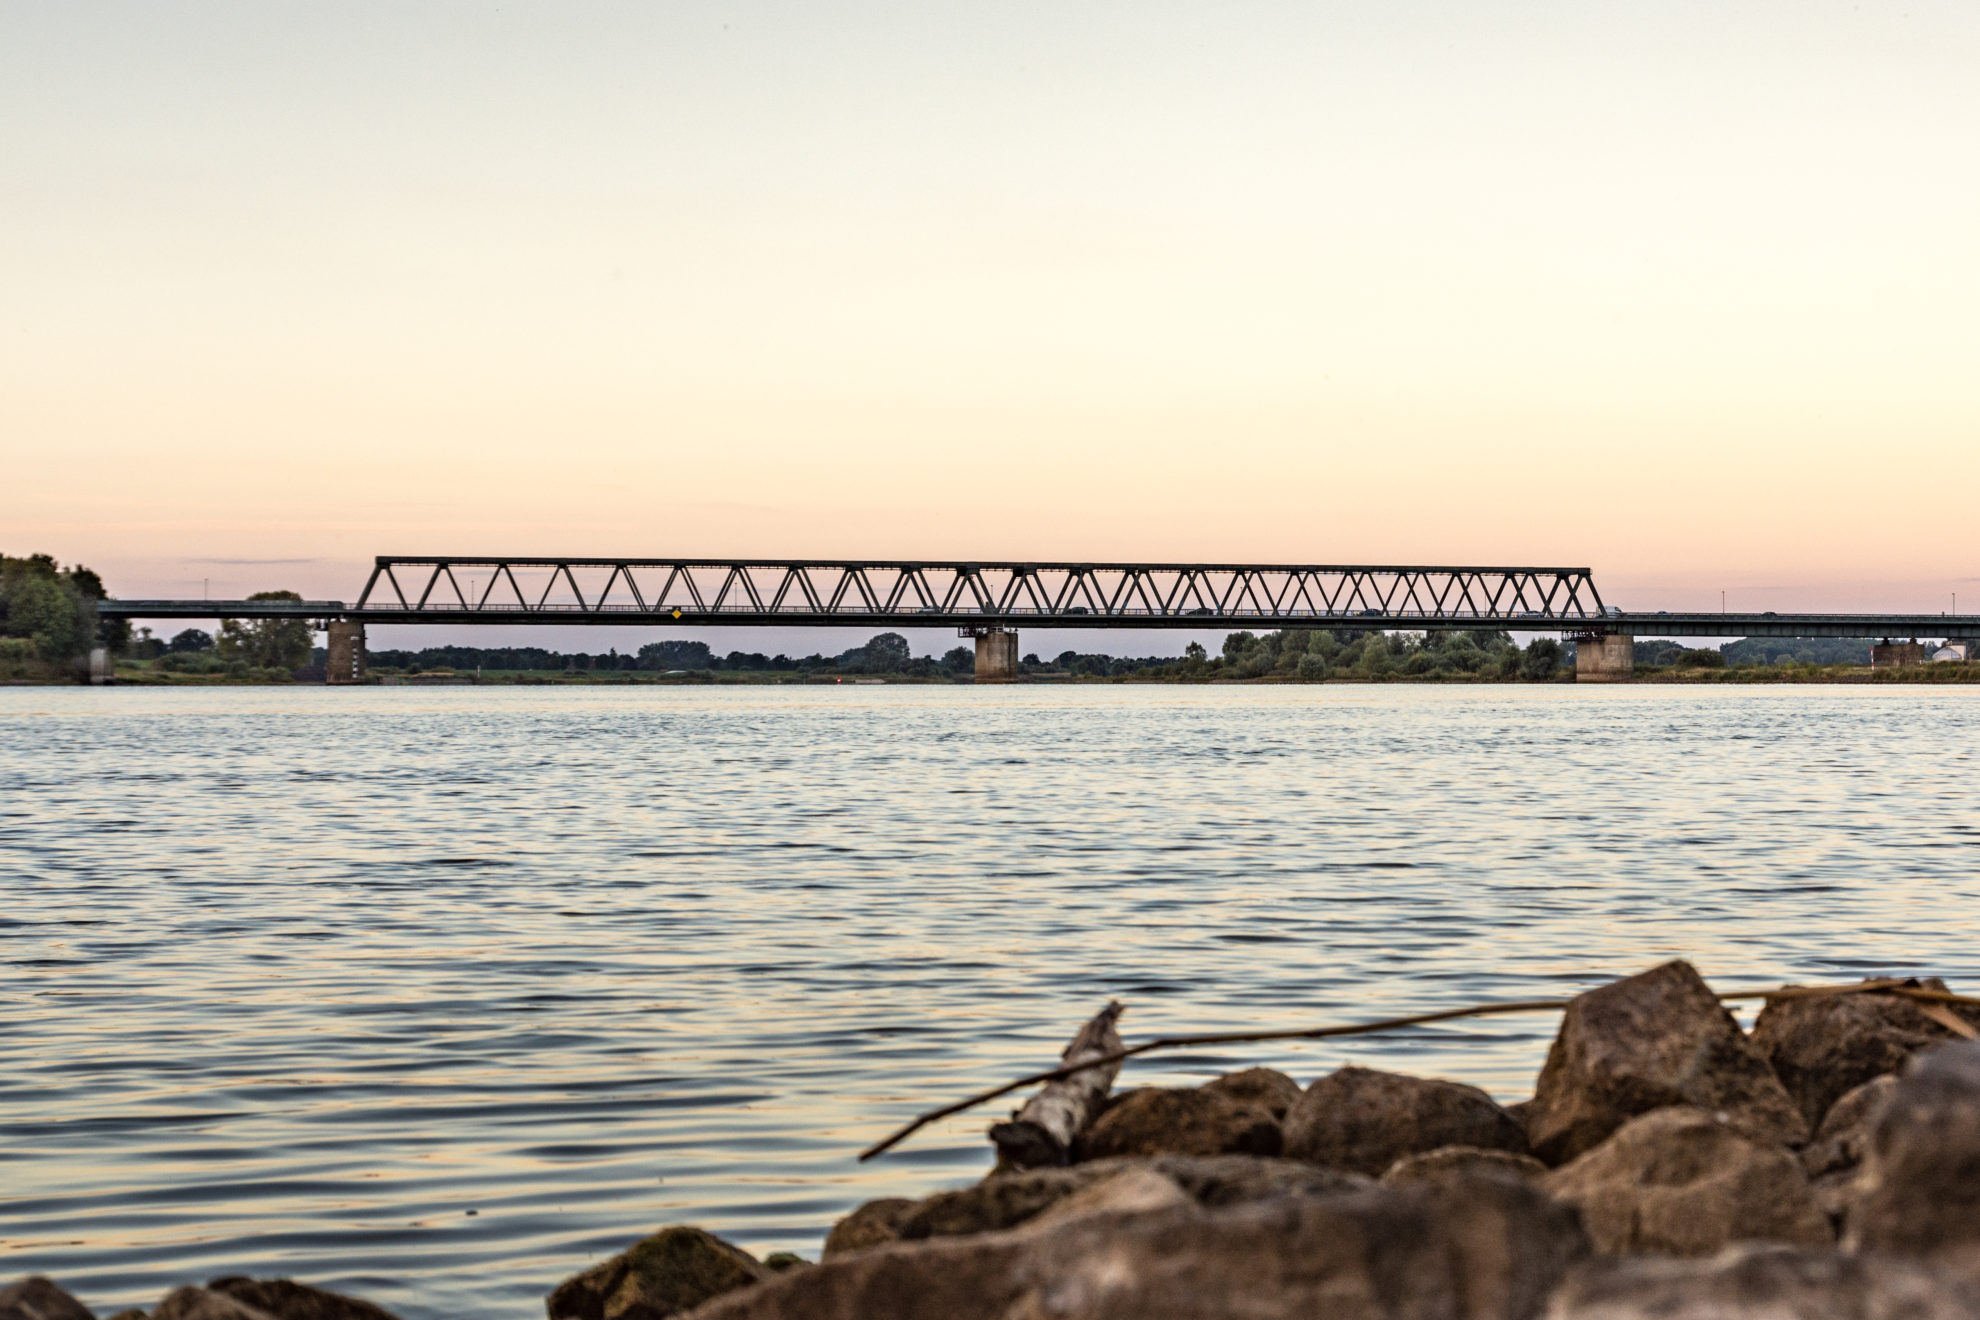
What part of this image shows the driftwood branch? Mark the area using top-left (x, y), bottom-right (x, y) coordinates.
top-left (990, 1001), bottom-right (1125, 1170)
top-left (856, 978), bottom-right (1980, 1162)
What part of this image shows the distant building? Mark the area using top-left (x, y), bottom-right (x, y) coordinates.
top-left (1932, 644), bottom-right (1968, 663)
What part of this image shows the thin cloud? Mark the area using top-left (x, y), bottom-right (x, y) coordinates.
top-left (184, 557), bottom-right (320, 565)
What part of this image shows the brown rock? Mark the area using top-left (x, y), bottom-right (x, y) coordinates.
top-left (1025, 1168), bottom-right (1194, 1230)
top-left (205, 1280), bottom-right (398, 1320)
top-left (547, 1226), bottom-right (769, 1320)
top-left (1201, 1067), bottom-right (1302, 1119)
top-left (821, 1198), bottom-right (916, 1257)
top-left (1542, 1107), bottom-right (1830, 1256)
top-left (895, 1166), bottom-right (1108, 1241)
top-left (1544, 1244), bottom-right (1979, 1320)
top-left (1802, 1074), bottom-right (1898, 1179)
top-left (1282, 1065), bottom-right (1527, 1176)
top-left (1077, 1087), bottom-right (1281, 1160)
top-left (1525, 961), bottom-right (1807, 1164)
top-left (688, 1174), bottom-right (1588, 1320)
top-left (1130, 1153), bottom-right (1373, 1206)
top-left (1752, 980), bottom-right (1980, 1130)
top-left (1848, 1039), bottom-right (1980, 1283)
top-left (151, 1290), bottom-right (270, 1320)
top-left (1383, 1145), bottom-right (1548, 1185)
top-left (0, 1279), bottom-right (95, 1320)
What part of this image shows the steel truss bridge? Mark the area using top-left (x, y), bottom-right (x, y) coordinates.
top-left (100, 556), bottom-right (1976, 639)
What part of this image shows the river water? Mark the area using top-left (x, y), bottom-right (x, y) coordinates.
top-left (3, 685), bottom-right (1977, 1317)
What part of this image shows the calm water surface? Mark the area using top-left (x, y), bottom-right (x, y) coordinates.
top-left (3, 685), bottom-right (1978, 1317)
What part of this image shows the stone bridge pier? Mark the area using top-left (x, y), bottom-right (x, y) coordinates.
top-left (969, 628), bottom-right (1019, 683)
top-left (327, 621), bottom-right (367, 684)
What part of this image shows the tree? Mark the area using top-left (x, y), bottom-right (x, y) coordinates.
top-left (1296, 653), bottom-right (1328, 681)
top-left (0, 553), bottom-right (101, 666)
top-left (858, 632), bottom-right (912, 673)
top-left (169, 628), bottom-right (215, 653)
top-left (942, 646), bottom-right (973, 670)
top-left (217, 591), bottom-right (314, 671)
top-left (637, 639), bottom-right (713, 670)
top-left (1520, 638), bottom-right (1564, 680)
top-left (1183, 641), bottom-right (1207, 664)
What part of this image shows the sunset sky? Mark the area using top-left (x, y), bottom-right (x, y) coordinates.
top-left (5, 1), bottom-right (1976, 649)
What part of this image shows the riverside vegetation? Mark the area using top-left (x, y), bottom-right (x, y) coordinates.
top-left (13, 961), bottom-right (1980, 1320)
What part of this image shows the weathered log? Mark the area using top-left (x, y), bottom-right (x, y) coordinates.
top-left (990, 1001), bottom-right (1125, 1169)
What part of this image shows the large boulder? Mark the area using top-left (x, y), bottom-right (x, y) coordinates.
top-left (1078, 1087), bottom-right (1281, 1159)
top-left (1544, 1244), bottom-right (1979, 1320)
top-left (1542, 1107), bottom-right (1830, 1256)
top-left (0, 1279), bottom-right (93, 1320)
top-left (689, 1174), bottom-right (1588, 1320)
top-left (1202, 1068), bottom-right (1302, 1119)
top-left (1848, 1040), bottom-right (1980, 1283)
top-left (1383, 1145), bottom-right (1548, 1185)
top-left (206, 1279), bottom-right (400, 1320)
top-left (1751, 980), bottom-right (1980, 1130)
top-left (1524, 961), bottom-right (1807, 1164)
top-left (1283, 1065), bottom-right (1527, 1176)
top-left (548, 1226), bottom-right (770, 1320)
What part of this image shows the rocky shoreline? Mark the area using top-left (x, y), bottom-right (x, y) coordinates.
top-left (10, 961), bottom-right (1980, 1320)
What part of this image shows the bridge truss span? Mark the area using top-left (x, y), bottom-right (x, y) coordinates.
top-left (345, 557), bottom-right (1608, 629)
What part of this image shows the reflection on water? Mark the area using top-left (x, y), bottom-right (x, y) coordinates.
top-left (2, 685), bottom-right (1977, 1317)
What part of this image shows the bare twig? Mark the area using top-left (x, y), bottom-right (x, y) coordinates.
top-left (856, 978), bottom-right (1980, 1162)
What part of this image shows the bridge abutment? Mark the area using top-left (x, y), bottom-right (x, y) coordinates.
top-left (327, 621), bottom-right (367, 684)
top-left (973, 629), bottom-right (1019, 683)
top-left (1575, 633), bottom-right (1633, 682)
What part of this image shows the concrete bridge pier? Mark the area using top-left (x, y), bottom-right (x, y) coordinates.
top-left (1575, 633), bottom-right (1633, 682)
top-left (327, 621), bottom-right (368, 684)
top-left (972, 628), bottom-right (1019, 683)
top-left (1872, 640), bottom-right (1924, 669)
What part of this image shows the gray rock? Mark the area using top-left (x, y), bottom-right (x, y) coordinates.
top-left (0, 1279), bottom-right (94, 1320)
top-left (1077, 1087), bottom-right (1281, 1159)
top-left (821, 1198), bottom-right (917, 1257)
top-left (1544, 1244), bottom-right (1979, 1320)
top-left (1525, 961), bottom-right (1807, 1164)
top-left (1383, 1145), bottom-right (1548, 1184)
top-left (1848, 1039), bottom-right (1980, 1283)
top-left (1201, 1067), bottom-right (1302, 1119)
top-left (1542, 1107), bottom-right (1830, 1256)
top-left (1283, 1065), bottom-right (1527, 1176)
top-left (205, 1280), bottom-right (398, 1320)
top-left (548, 1226), bottom-right (769, 1320)
top-left (1752, 980), bottom-right (1980, 1130)
top-left (688, 1174), bottom-right (1588, 1320)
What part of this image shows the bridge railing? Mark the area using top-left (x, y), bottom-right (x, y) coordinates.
top-left (350, 558), bottom-right (1609, 624)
